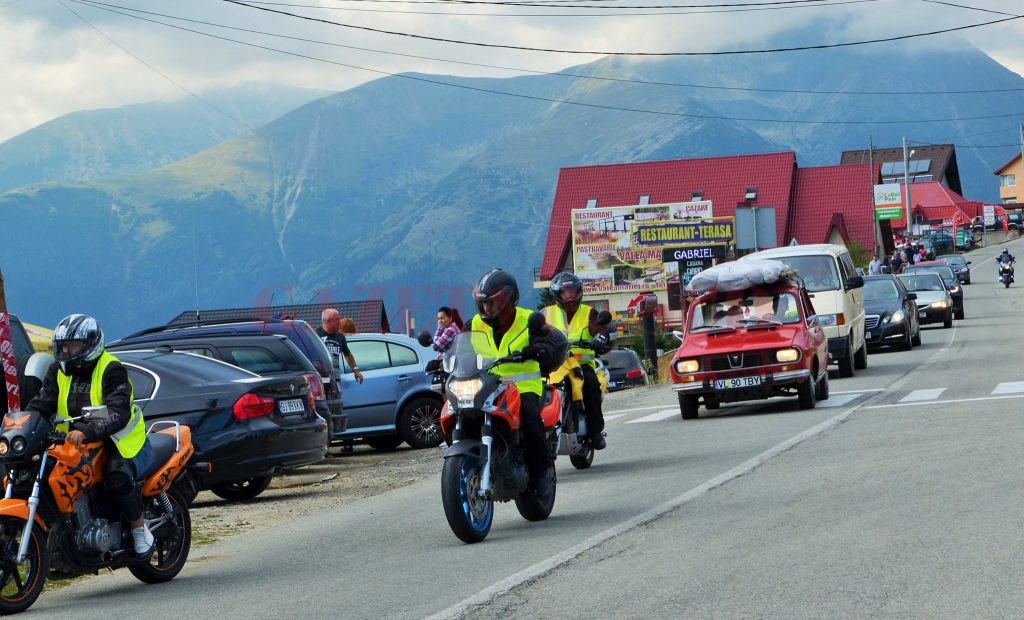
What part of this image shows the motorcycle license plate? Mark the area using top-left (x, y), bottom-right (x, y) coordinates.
top-left (278, 398), bottom-right (305, 415)
top-left (714, 376), bottom-right (762, 390)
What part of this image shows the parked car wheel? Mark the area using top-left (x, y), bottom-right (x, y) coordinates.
top-left (797, 374), bottom-right (817, 410)
top-left (838, 338), bottom-right (855, 378)
top-left (398, 396), bottom-right (444, 449)
top-left (955, 306), bottom-right (965, 321)
top-left (365, 434), bottom-right (403, 452)
top-left (912, 326), bottom-right (922, 347)
top-left (943, 314), bottom-right (953, 328)
top-left (210, 475), bottom-right (273, 502)
top-left (678, 394), bottom-right (699, 420)
top-left (854, 342), bottom-right (868, 370)
top-left (900, 329), bottom-right (913, 351)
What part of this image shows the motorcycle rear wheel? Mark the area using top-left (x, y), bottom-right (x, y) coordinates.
top-left (130, 487), bottom-right (192, 584)
top-left (570, 446), bottom-right (594, 470)
top-left (441, 455), bottom-right (493, 544)
top-left (0, 517), bottom-right (48, 615)
top-left (515, 466), bottom-right (556, 521)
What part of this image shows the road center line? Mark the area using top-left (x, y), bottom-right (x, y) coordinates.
top-left (427, 316), bottom-right (960, 620)
top-left (899, 388), bottom-right (946, 402)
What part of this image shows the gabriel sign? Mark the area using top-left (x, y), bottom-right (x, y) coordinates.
top-left (661, 245), bottom-right (727, 262)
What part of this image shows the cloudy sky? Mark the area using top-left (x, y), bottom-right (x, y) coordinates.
top-left (1, 0), bottom-right (1022, 142)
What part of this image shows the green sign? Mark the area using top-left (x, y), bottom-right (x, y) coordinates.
top-left (875, 206), bottom-right (903, 221)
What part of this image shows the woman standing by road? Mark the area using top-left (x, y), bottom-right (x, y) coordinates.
top-left (432, 307), bottom-right (464, 358)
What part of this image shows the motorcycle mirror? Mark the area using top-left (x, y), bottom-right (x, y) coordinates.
top-left (527, 311), bottom-right (546, 335)
top-left (596, 311), bottom-right (612, 326)
top-left (416, 331), bottom-right (433, 347)
top-left (82, 405), bottom-right (110, 421)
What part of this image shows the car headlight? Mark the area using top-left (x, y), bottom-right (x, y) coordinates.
top-left (885, 310), bottom-right (906, 324)
top-left (448, 378), bottom-right (482, 408)
top-left (673, 359), bottom-right (700, 374)
top-left (10, 437), bottom-right (25, 455)
top-left (817, 314), bottom-right (840, 326)
top-left (0, 439), bottom-right (9, 457)
top-left (932, 300), bottom-right (949, 309)
top-left (775, 348), bottom-right (800, 363)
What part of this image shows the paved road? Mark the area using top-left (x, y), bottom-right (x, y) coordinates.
top-left (37, 240), bottom-right (1024, 618)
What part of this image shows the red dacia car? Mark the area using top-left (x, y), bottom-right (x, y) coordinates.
top-left (670, 279), bottom-right (829, 419)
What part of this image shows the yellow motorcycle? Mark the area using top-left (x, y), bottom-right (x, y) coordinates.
top-left (547, 314), bottom-right (611, 470)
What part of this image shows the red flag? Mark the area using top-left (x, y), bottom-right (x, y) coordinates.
top-left (950, 208), bottom-right (969, 244)
top-left (0, 313), bottom-right (20, 413)
top-left (994, 205), bottom-right (1010, 234)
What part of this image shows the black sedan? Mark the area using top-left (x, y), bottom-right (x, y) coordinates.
top-left (862, 275), bottom-right (921, 351)
top-left (936, 254), bottom-right (971, 285)
top-left (902, 262), bottom-right (965, 320)
top-left (118, 349), bottom-right (327, 502)
top-left (600, 349), bottom-right (649, 391)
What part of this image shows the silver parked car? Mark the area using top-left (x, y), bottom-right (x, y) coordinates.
top-left (336, 333), bottom-right (445, 450)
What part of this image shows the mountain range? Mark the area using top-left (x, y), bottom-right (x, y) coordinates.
top-left (2, 42), bottom-right (1022, 337)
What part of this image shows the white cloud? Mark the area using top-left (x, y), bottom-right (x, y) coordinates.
top-left (0, 0), bottom-right (1022, 141)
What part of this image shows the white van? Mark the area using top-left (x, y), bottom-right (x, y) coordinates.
top-left (741, 244), bottom-right (867, 377)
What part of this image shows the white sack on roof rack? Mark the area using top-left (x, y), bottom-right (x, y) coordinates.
top-left (687, 259), bottom-right (797, 293)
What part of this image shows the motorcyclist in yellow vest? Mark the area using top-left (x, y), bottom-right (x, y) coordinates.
top-left (544, 272), bottom-right (611, 450)
top-left (469, 269), bottom-right (567, 501)
top-left (25, 314), bottom-right (154, 556)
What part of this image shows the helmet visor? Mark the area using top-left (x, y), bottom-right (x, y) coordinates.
top-left (53, 339), bottom-right (88, 362)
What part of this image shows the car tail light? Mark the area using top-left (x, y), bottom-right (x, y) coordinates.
top-left (626, 369), bottom-right (644, 380)
top-left (304, 373), bottom-right (326, 401)
top-left (233, 393), bottom-right (276, 420)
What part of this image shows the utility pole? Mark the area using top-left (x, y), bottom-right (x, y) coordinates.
top-left (869, 137), bottom-right (880, 258)
top-left (902, 137), bottom-right (913, 239)
top-left (1019, 123), bottom-right (1023, 187)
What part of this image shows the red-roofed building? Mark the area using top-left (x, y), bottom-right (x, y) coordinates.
top-left (538, 152), bottom-right (882, 326)
top-left (885, 182), bottom-right (980, 230)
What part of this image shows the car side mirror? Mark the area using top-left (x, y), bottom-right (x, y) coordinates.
top-left (906, 292), bottom-right (917, 301)
top-left (846, 275), bottom-right (864, 290)
top-left (671, 330), bottom-right (685, 343)
top-left (416, 331), bottom-right (433, 347)
top-left (966, 261), bottom-right (972, 265)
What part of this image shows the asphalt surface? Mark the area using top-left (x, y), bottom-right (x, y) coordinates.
top-left (36, 240), bottom-right (1024, 618)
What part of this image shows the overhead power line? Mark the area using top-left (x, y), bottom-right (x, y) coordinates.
top-left (222, 0), bottom-right (1024, 56)
top-left (70, 0), bottom-right (1024, 126)
top-left (78, 0), bottom-right (1024, 97)
top-left (315, 0), bottom-right (847, 7)
top-left (56, 0), bottom-right (253, 131)
top-left (241, 0), bottom-right (876, 14)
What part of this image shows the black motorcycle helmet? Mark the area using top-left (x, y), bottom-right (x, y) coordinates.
top-left (52, 314), bottom-right (104, 375)
top-left (473, 269), bottom-right (519, 329)
top-left (549, 271), bottom-right (583, 315)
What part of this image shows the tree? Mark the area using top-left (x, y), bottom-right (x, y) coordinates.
top-left (536, 288), bottom-right (556, 311)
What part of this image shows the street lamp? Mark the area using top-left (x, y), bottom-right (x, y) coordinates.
top-left (902, 138), bottom-right (915, 238)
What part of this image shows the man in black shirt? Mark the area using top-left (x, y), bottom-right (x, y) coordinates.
top-left (317, 309), bottom-right (364, 383)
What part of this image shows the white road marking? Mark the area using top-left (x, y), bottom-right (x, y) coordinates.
top-left (899, 388), bottom-right (947, 402)
top-left (864, 393), bottom-right (1024, 410)
top-left (603, 414), bottom-right (626, 422)
top-left (815, 393), bottom-right (862, 408)
top-left (830, 388), bottom-right (885, 395)
top-left (606, 405), bottom-right (672, 415)
top-left (992, 381), bottom-right (1024, 395)
top-left (625, 409), bottom-right (679, 424)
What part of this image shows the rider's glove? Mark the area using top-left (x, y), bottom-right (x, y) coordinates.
top-left (520, 345), bottom-right (541, 360)
top-left (592, 333), bottom-right (611, 353)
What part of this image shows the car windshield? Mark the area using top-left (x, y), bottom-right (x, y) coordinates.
top-left (898, 274), bottom-right (944, 292)
top-left (863, 279), bottom-right (900, 301)
top-left (769, 256), bottom-right (840, 292)
top-left (689, 290), bottom-right (801, 331)
top-left (939, 256), bottom-right (966, 267)
top-left (906, 265), bottom-right (955, 285)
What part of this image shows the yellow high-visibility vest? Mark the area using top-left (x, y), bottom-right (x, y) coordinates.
top-left (56, 351), bottom-right (146, 459)
top-left (470, 308), bottom-right (543, 396)
top-left (544, 304), bottom-right (595, 367)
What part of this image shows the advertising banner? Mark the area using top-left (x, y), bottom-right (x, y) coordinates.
top-left (0, 313), bottom-right (20, 413)
top-left (873, 184), bottom-right (903, 221)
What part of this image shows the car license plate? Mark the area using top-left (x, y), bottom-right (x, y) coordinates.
top-left (918, 311), bottom-right (927, 318)
top-left (278, 398), bottom-right (305, 415)
top-left (714, 376), bottom-right (762, 390)
top-left (865, 332), bottom-right (872, 340)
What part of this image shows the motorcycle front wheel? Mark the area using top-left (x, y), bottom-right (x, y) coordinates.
top-left (441, 454), bottom-right (494, 543)
top-left (0, 517), bottom-right (48, 614)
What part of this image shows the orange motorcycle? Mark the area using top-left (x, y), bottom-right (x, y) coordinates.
top-left (0, 406), bottom-right (198, 614)
top-left (438, 331), bottom-right (562, 543)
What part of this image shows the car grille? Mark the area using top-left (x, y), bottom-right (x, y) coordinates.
top-left (705, 352), bottom-right (765, 371)
top-left (865, 315), bottom-right (880, 330)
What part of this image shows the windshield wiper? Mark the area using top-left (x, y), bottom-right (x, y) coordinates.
top-left (738, 318), bottom-right (782, 330)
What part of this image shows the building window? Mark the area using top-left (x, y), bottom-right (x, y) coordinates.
top-left (585, 198), bottom-right (598, 209)
top-left (1004, 198), bottom-right (1018, 204)
top-left (691, 191), bottom-right (703, 201)
top-left (1001, 174), bottom-right (1017, 187)
top-left (744, 187), bottom-right (757, 201)
top-left (638, 195), bottom-right (650, 205)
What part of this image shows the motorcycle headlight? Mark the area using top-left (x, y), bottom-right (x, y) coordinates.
top-left (10, 437), bottom-right (25, 455)
top-left (775, 348), bottom-right (800, 363)
top-left (448, 379), bottom-right (482, 408)
top-left (673, 359), bottom-right (700, 374)
top-left (0, 439), bottom-right (8, 457)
